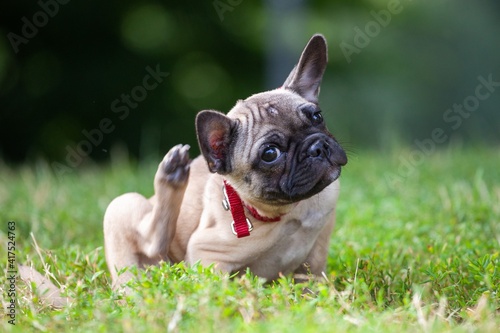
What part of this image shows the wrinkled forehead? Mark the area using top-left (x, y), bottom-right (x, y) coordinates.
top-left (245, 89), bottom-right (307, 107)
top-left (224, 90), bottom-right (324, 152)
top-left (227, 89), bottom-right (311, 122)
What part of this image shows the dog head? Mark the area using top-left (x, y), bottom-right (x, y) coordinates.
top-left (196, 34), bottom-right (347, 207)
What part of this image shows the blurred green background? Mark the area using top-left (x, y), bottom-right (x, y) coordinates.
top-left (1, 0), bottom-right (499, 168)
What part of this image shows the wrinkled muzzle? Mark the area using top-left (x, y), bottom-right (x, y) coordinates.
top-left (279, 133), bottom-right (347, 202)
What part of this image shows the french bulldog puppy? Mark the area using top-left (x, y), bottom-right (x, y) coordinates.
top-left (104, 33), bottom-right (347, 288)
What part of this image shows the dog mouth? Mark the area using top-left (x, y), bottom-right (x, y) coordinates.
top-left (283, 165), bottom-right (342, 202)
top-left (257, 163), bottom-right (342, 205)
top-left (278, 135), bottom-right (346, 202)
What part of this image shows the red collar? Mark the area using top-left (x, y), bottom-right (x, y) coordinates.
top-left (222, 180), bottom-right (282, 238)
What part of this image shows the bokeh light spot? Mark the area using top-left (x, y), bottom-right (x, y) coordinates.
top-left (121, 4), bottom-right (173, 54)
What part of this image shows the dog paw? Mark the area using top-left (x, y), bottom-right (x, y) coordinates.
top-left (157, 144), bottom-right (191, 187)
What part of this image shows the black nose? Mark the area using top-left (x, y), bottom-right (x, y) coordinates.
top-left (307, 139), bottom-right (348, 166)
top-left (307, 139), bottom-right (330, 158)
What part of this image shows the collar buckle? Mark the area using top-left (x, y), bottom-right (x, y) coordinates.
top-left (231, 218), bottom-right (254, 236)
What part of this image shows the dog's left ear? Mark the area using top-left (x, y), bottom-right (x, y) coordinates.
top-left (282, 34), bottom-right (328, 104)
top-left (196, 110), bottom-right (236, 174)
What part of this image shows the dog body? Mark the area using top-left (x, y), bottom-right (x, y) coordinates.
top-left (103, 34), bottom-right (347, 288)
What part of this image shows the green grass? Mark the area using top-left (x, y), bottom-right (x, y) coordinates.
top-left (1, 147), bottom-right (499, 332)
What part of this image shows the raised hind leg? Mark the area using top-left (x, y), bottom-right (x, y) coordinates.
top-left (103, 144), bottom-right (191, 288)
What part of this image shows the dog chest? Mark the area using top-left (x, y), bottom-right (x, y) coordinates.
top-left (244, 214), bottom-right (330, 279)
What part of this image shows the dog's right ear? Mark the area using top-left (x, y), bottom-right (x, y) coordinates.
top-left (196, 110), bottom-right (236, 174)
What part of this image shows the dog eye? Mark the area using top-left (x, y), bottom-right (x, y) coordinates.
top-left (311, 111), bottom-right (323, 125)
top-left (300, 104), bottom-right (323, 125)
top-left (261, 146), bottom-right (281, 162)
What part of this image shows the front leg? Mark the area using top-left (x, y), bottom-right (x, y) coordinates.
top-left (138, 144), bottom-right (191, 258)
top-left (295, 210), bottom-right (336, 277)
